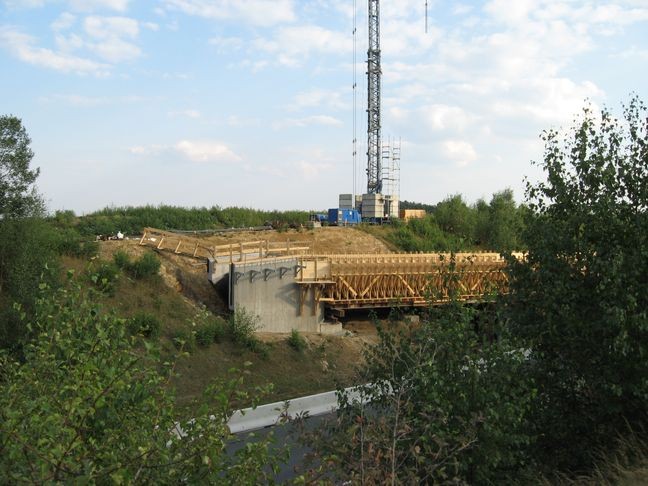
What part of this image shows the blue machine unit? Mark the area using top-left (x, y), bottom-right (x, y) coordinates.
top-left (328, 208), bottom-right (361, 226)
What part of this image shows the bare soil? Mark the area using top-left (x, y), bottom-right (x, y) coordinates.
top-left (193, 225), bottom-right (393, 254)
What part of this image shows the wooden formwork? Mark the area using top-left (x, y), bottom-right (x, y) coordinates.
top-left (296, 252), bottom-right (516, 308)
top-left (139, 227), bottom-right (311, 262)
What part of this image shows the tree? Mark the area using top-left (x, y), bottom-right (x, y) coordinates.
top-left (433, 194), bottom-right (475, 245)
top-left (0, 115), bottom-right (42, 218)
top-left (505, 96), bottom-right (648, 472)
top-left (0, 116), bottom-right (56, 351)
top-left (486, 189), bottom-right (525, 251)
top-left (298, 300), bottom-right (535, 484)
top-left (0, 280), bottom-right (284, 483)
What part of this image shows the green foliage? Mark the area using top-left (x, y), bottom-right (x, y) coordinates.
top-left (0, 282), bottom-right (285, 483)
top-left (0, 217), bottom-right (60, 351)
top-left (434, 194), bottom-right (475, 243)
top-left (0, 115), bottom-right (42, 218)
top-left (287, 328), bottom-right (306, 352)
top-left (300, 302), bottom-right (535, 483)
top-left (88, 261), bottom-right (120, 294)
top-left (505, 96), bottom-right (648, 472)
top-left (126, 252), bottom-right (160, 279)
top-left (54, 227), bottom-right (99, 258)
top-left (0, 117), bottom-right (57, 351)
top-left (191, 307), bottom-right (226, 346)
top-left (384, 191), bottom-right (527, 253)
top-left (172, 328), bottom-right (196, 352)
top-left (228, 306), bottom-right (260, 347)
top-left (127, 312), bottom-right (161, 338)
top-left (113, 249), bottom-right (131, 268)
top-left (71, 204), bottom-right (310, 236)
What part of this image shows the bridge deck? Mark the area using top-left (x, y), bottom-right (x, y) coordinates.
top-left (296, 252), bottom-right (517, 309)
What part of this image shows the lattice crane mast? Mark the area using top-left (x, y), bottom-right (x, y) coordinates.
top-left (366, 0), bottom-right (382, 195)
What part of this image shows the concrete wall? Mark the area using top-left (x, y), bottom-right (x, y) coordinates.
top-left (229, 258), bottom-right (324, 333)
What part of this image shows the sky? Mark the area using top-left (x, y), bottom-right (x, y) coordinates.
top-left (1, 0), bottom-right (647, 214)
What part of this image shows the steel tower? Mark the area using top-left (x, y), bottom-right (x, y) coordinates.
top-left (366, 0), bottom-right (382, 194)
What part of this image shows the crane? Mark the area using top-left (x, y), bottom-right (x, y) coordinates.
top-left (366, 0), bottom-right (382, 195)
top-left (364, 1), bottom-right (425, 201)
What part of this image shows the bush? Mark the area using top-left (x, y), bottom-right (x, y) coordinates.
top-left (228, 307), bottom-right (262, 351)
top-left (89, 261), bottom-right (119, 294)
top-left (127, 312), bottom-right (161, 338)
top-left (505, 97), bottom-right (648, 472)
top-left (113, 250), bottom-right (131, 269)
top-left (287, 329), bottom-right (306, 352)
top-left (171, 328), bottom-right (195, 352)
top-left (300, 302), bottom-right (535, 483)
top-left (0, 282), bottom-right (285, 483)
top-left (127, 252), bottom-right (160, 279)
top-left (55, 228), bottom-right (99, 258)
top-left (189, 308), bottom-right (226, 347)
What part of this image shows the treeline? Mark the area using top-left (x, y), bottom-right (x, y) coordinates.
top-left (390, 189), bottom-right (527, 252)
top-left (51, 205), bottom-right (311, 236)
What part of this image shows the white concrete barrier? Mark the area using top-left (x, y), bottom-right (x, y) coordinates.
top-left (227, 386), bottom-right (364, 434)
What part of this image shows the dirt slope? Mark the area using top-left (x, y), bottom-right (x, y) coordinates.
top-left (190, 226), bottom-right (393, 254)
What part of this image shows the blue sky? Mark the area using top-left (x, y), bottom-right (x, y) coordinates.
top-left (1, 0), bottom-right (647, 214)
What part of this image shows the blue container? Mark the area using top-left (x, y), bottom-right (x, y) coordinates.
top-left (328, 208), bottom-right (361, 225)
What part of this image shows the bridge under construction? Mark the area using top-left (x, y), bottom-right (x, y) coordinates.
top-left (140, 228), bottom-right (517, 333)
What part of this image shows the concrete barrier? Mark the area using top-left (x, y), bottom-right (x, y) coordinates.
top-left (227, 385), bottom-right (364, 434)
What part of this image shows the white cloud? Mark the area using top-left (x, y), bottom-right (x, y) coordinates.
top-left (294, 160), bottom-right (333, 179)
top-left (84, 16), bottom-right (138, 39)
top-left (442, 140), bottom-right (477, 168)
top-left (422, 104), bottom-right (474, 132)
top-left (5, 0), bottom-right (129, 11)
top-left (0, 27), bottom-right (110, 75)
top-left (129, 144), bottom-right (165, 156)
top-left (70, 0), bottom-right (129, 12)
top-left (83, 16), bottom-right (141, 62)
top-left (130, 140), bottom-right (241, 162)
top-left (174, 140), bottom-right (241, 162)
top-left (256, 25), bottom-right (349, 66)
top-left (51, 12), bottom-right (77, 31)
top-left (91, 36), bottom-right (140, 62)
top-left (163, 0), bottom-right (296, 27)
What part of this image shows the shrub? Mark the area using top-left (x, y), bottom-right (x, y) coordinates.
top-left (505, 97), bottom-right (648, 471)
top-left (300, 301), bottom-right (535, 484)
top-left (228, 306), bottom-right (261, 351)
top-left (127, 312), bottom-right (161, 338)
top-left (127, 252), bottom-right (160, 279)
top-left (55, 228), bottom-right (99, 258)
top-left (171, 328), bottom-right (195, 352)
top-left (189, 308), bottom-right (226, 347)
top-left (0, 282), bottom-right (285, 483)
top-left (89, 261), bottom-right (119, 294)
top-left (195, 322), bottom-right (217, 346)
top-left (287, 329), bottom-right (306, 352)
top-left (113, 250), bottom-right (131, 269)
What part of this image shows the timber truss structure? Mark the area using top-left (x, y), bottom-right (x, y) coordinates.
top-left (295, 253), bottom-right (520, 310)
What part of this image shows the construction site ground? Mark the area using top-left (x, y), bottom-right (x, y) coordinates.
top-left (91, 226), bottom-right (394, 407)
